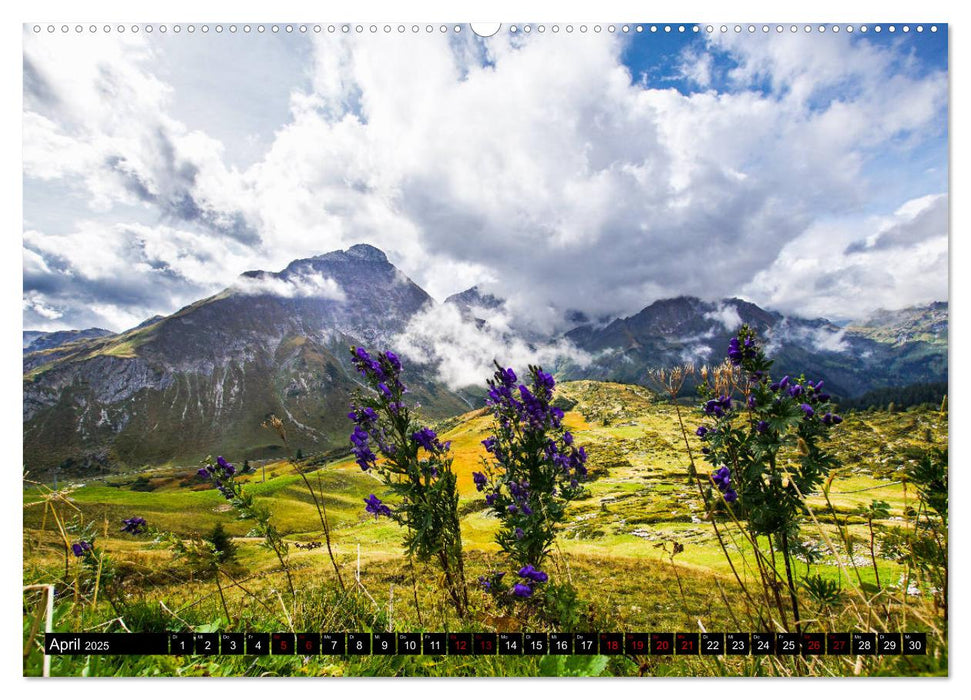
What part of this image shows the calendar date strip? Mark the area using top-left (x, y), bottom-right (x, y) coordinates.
top-left (44, 631), bottom-right (928, 656)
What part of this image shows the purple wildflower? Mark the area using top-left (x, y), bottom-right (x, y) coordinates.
top-left (498, 367), bottom-right (517, 387)
top-left (364, 494), bottom-right (392, 518)
top-left (71, 541), bottom-right (92, 557)
top-left (704, 395), bottom-right (732, 418)
top-left (518, 565), bottom-right (549, 583)
top-left (479, 571), bottom-right (505, 592)
top-left (512, 582), bottom-right (533, 598)
top-left (121, 516), bottom-right (147, 535)
top-left (575, 446), bottom-right (587, 465)
top-left (383, 351), bottom-right (402, 373)
top-left (727, 337), bottom-right (743, 364)
top-left (534, 369), bottom-right (556, 395)
top-left (411, 427), bottom-right (442, 453)
top-left (711, 466), bottom-right (731, 489)
top-left (800, 403), bottom-right (815, 418)
top-left (350, 425), bottom-right (377, 471)
top-left (728, 335), bottom-right (758, 365)
top-left (822, 412), bottom-right (843, 426)
top-left (348, 406), bottom-right (378, 426)
top-left (710, 466), bottom-right (737, 503)
top-left (473, 471), bottom-right (488, 491)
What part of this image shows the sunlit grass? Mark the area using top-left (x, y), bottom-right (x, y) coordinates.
top-left (23, 381), bottom-right (947, 676)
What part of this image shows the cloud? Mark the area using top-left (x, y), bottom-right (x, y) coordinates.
top-left (22, 290), bottom-right (63, 321)
top-left (744, 193), bottom-right (948, 319)
top-left (764, 318), bottom-right (850, 355)
top-left (22, 221), bottom-right (255, 331)
top-left (232, 270), bottom-right (345, 300)
top-left (811, 326), bottom-right (850, 353)
top-left (680, 343), bottom-right (714, 365)
top-left (23, 28), bottom-right (947, 333)
top-left (704, 303), bottom-right (743, 332)
top-left (272, 30), bottom-right (944, 328)
top-left (677, 48), bottom-right (714, 88)
top-left (844, 194), bottom-right (947, 253)
top-left (393, 303), bottom-right (591, 390)
top-left (23, 31), bottom-right (255, 236)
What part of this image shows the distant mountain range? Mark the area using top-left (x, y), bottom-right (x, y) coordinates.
top-left (23, 328), bottom-right (114, 354)
top-left (561, 297), bottom-right (947, 398)
top-left (23, 244), bottom-right (947, 475)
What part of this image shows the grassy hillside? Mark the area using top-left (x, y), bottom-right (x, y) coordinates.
top-left (23, 380), bottom-right (947, 677)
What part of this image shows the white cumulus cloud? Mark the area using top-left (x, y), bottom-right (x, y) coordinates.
top-left (704, 303), bottom-right (743, 332)
top-left (232, 271), bottom-right (346, 301)
top-left (394, 303), bottom-right (591, 390)
top-left (22, 28), bottom-right (947, 333)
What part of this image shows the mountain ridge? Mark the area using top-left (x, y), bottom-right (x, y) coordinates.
top-left (23, 245), bottom-right (947, 476)
top-left (23, 245), bottom-right (467, 473)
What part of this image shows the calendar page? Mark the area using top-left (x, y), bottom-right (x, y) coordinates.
top-left (21, 18), bottom-right (948, 678)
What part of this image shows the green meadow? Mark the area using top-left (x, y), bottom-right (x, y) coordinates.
top-left (22, 381), bottom-right (947, 677)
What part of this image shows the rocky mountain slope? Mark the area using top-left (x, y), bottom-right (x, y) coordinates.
top-left (23, 245), bottom-right (947, 476)
top-left (23, 245), bottom-right (470, 473)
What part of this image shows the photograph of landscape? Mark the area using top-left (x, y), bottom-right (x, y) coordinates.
top-left (22, 21), bottom-right (948, 677)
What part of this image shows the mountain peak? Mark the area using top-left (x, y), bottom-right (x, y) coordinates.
top-left (445, 285), bottom-right (504, 311)
top-left (345, 243), bottom-right (389, 263)
top-left (310, 243), bottom-right (389, 266)
top-left (241, 244), bottom-right (392, 281)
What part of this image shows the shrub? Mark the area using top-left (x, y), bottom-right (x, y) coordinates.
top-left (694, 325), bottom-right (844, 629)
top-left (197, 455), bottom-right (294, 598)
top-left (882, 448), bottom-right (948, 614)
top-left (206, 522), bottom-right (238, 564)
top-left (475, 364), bottom-right (587, 601)
top-left (130, 475), bottom-right (156, 492)
top-left (347, 347), bottom-right (468, 616)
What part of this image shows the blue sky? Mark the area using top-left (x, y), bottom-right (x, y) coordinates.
top-left (622, 24), bottom-right (948, 90)
top-left (23, 23), bottom-right (948, 332)
top-left (621, 26), bottom-right (949, 210)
